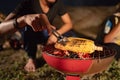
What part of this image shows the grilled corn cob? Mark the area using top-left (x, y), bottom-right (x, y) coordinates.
top-left (54, 37), bottom-right (103, 54)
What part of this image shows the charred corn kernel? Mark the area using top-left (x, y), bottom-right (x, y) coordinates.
top-left (55, 37), bottom-right (103, 54)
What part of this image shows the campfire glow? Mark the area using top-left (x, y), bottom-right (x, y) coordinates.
top-left (43, 44), bottom-right (115, 59)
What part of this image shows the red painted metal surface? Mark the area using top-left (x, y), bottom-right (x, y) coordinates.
top-left (42, 45), bottom-right (116, 80)
top-left (66, 75), bottom-right (80, 80)
top-left (42, 52), bottom-right (92, 74)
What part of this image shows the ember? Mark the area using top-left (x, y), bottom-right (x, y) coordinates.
top-left (42, 44), bottom-right (116, 80)
top-left (43, 44), bottom-right (115, 59)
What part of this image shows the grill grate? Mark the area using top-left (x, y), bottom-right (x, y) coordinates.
top-left (43, 44), bottom-right (116, 59)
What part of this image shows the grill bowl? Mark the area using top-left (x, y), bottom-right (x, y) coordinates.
top-left (42, 45), bottom-right (116, 76)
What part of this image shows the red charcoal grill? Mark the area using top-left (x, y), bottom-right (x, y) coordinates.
top-left (42, 44), bottom-right (116, 80)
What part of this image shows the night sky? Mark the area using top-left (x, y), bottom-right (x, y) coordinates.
top-left (0, 0), bottom-right (21, 15)
top-left (0, 0), bottom-right (119, 15)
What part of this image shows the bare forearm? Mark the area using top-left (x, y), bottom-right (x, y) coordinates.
top-left (0, 16), bottom-right (26, 35)
top-left (40, 14), bottom-right (51, 26)
top-left (104, 23), bottom-right (120, 43)
top-left (0, 20), bottom-right (15, 34)
top-left (4, 13), bottom-right (16, 21)
top-left (57, 23), bottom-right (72, 35)
top-left (57, 13), bottom-right (73, 35)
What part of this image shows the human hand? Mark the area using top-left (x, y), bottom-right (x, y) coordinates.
top-left (24, 14), bottom-right (44, 31)
top-left (24, 14), bottom-right (56, 35)
top-left (24, 14), bottom-right (54, 34)
top-left (46, 25), bottom-right (56, 35)
top-left (47, 34), bottom-right (58, 45)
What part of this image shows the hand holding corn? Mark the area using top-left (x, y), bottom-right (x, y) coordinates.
top-left (55, 37), bottom-right (103, 54)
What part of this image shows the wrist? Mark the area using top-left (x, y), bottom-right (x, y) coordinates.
top-left (13, 18), bottom-right (20, 29)
top-left (16, 16), bottom-right (27, 28)
top-left (56, 30), bottom-right (62, 35)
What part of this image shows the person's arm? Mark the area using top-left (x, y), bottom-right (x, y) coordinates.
top-left (47, 13), bottom-right (73, 44)
top-left (0, 14), bottom-right (54, 35)
top-left (0, 16), bottom-right (26, 35)
top-left (57, 13), bottom-right (73, 35)
top-left (40, 14), bottom-right (55, 34)
top-left (4, 13), bottom-right (16, 21)
top-left (104, 22), bottom-right (120, 43)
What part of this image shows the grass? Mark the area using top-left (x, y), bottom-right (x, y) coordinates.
top-left (0, 48), bottom-right (120, 80)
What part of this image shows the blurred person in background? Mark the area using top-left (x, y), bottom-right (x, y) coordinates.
top-left (0, 13), bottom-right (7, 51)
top-left (95, 3), bottom-right (120, 60)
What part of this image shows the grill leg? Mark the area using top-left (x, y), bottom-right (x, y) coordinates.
top-left (66, 75), bottom-right (80, 80)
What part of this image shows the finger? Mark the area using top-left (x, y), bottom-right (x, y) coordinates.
top-left (47, 27), bottom-right (52, 35)
top-left (31, 25), bottom-right (38, 32)
top-left (37, 20), bottom-right (45, 31)
top-left (31, 19), bottom-right (41, 32)
top-left (47, 39), bottom-right (55, 45)
top-left (46, 40), bottom-right (51, 45)
top-left (51, 26), bottom-right (56, 30)
top-left (46, 25), bottom-right (55, 35)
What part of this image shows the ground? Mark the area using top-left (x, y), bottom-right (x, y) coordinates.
top-left (0, 47), bottom-right (120, 80)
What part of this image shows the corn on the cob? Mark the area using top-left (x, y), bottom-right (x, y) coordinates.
top-left (54, 37), bottom-right (103, 54)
